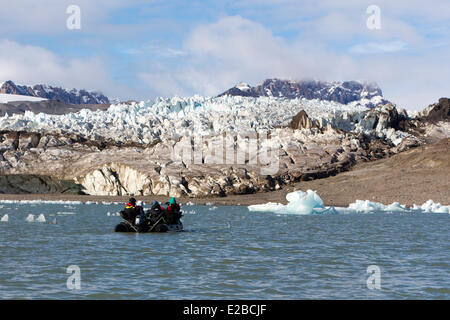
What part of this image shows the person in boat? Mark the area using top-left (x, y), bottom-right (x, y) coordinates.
top-left (120, 197), bottom-right (140, 224)
top-left (134, 201), bottom-right (150, 232)
top-left (146, 200), bottom-right (166, 225)
top-left (165, 197), bottom-right (182, 224)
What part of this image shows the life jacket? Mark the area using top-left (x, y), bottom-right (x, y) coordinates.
top-left (122, 203), bottom-right (138, 223)
top-left (167, 203), bottom-right (180, 213)
top-left (125, 203), bottom-right (135, 209)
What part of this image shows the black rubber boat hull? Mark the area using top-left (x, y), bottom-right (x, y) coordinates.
top-left (115, 221), bottom-right (183, 233)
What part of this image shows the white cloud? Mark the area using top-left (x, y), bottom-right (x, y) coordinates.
top-left (124, 44), bottom-right (187, 58)
top-left (1, 1), bottom-right (448, 110)
top-left (139, 15), bottom-right (449, 110)
top-left (349, 40), bottom-right (408, 54)
top-left (0, 39), bottom-right (132, 98)
top-left (0, 0), bottom-right (145, 34)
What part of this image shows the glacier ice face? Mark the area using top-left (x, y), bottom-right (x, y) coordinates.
top-left (249, 190), bottom-right (450, 215)
top-left (0, 95), bottom-right (406, 145)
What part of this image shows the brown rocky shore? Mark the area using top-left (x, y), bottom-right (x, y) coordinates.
top-left (0, 138), bottom-right (448, 207)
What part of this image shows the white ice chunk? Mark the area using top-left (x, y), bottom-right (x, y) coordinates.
top-left (26, 214), bottom-right (35, 222)
top-left (384, 202), bottom-right (408, 212)
top-left (249, 190), bottom-right (449, 215)
top-left (0, 214), bottom-right (8, 222)
top-left (413, 200), bottom-right (450, 214)
top-left (249, 189), bottom-right (336, 215)
top-left (36, 214), bottom-right (46, 222)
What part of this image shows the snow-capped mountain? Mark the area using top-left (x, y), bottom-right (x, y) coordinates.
top-left (218, 79), bottom-right (388, 107)
top-left (0, 80), bottom-right (109, 104)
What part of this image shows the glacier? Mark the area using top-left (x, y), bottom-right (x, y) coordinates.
top-left (248, 190), bottom-right (450, 215)
top-left (0, 95), bottom-right (408, 145)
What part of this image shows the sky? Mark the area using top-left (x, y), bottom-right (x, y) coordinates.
top-left (0, 0), bottom-right (448, 110)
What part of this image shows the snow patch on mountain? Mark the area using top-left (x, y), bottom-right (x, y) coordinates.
top-left (0, 93), bottom-right (47, 103)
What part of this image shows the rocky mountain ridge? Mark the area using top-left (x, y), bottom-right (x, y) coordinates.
top-left (0, 80), bottom-right (109, 104)
top-left (218, 79), bottom-right (388, 107)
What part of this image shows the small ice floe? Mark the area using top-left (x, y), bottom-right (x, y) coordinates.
top-left (57, 211), bottom-right (75, 215)
top-left (26, 214), bottom-right (35, 222)
top-left (107, 212), bottom-right (111, 216)
top-left (205, 202), bottom-right (214, 206)
top-left (185, 210), bottom-right (196, 215)
top-left (250, 189), bottom-right (450, 215)
top-left (412, 200), bottom-right (450, 214)
top-left (1, 214), bottom-right (8, 222)
top-left (36, 214), bottom-right (46, 223)
top-left (208, 206), bottom-right (218, 211)
top-left (185, 202), bottom-right (195, 206)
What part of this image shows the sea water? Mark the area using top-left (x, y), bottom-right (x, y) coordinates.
top-left (0, 202), bottom-right (448, 299)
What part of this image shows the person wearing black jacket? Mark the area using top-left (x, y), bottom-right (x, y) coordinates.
top-left (120, 197), bottom-right (139, 224)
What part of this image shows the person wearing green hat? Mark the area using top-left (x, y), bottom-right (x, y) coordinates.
top-left (165, 197), bottom-right (182, 224)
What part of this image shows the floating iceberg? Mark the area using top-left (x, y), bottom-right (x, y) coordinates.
top-left (249, 190), bottom-right (450, 215)
top-left (249, 189), bottom-right (337, 215)
top-left (412, 200), bottom-right (450, 214)
top-left (26, 214), bottom-right (35, 222)
top-left (342, 200), bottom-right (409, 213)
top-left (1, 214), bottom-right (8, 222)
top-left (344, 199), bottom-right (449, 214)
top-left (36, 214), bottom-right (46, 223)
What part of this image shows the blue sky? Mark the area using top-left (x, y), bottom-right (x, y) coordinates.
top-left (0, 0), bottom-right (449, 109)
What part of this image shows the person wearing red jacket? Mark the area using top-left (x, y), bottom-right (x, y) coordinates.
top-left (165, 197), bottom-right (182, 224)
